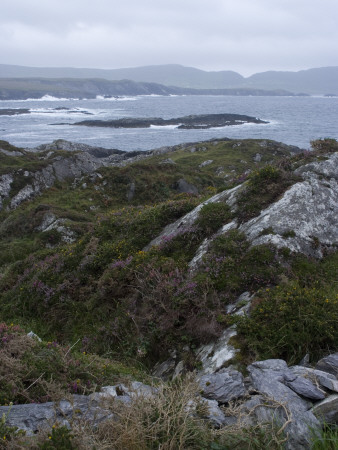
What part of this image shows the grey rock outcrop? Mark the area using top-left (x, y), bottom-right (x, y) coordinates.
top-left (2, 355), bottom-right (338, 448)
top-left (145, 151), bottom-right (338, 261)
top-left (0, 395), bottom-right (112, 436)
top-left (239, 154), bottom-right (338, 257)
top-left (0, 173), bottom-right (13, 209)
top-left (195, 326), bottom-right (238, 375)
top-left (37, 212), bottom-right (76, 244)
top-left (1, 151), bottom-right (107, 210)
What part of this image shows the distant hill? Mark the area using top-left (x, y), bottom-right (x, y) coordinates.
top-left (0, 63), bottom-right (337, 95)
top-left (0, 77), bottom-right (295, 100)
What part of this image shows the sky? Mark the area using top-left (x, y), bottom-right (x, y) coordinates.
top-left (1, 0), bottom-right (337, 76)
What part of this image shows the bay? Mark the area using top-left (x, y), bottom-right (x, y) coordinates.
top-left (0, 95), bottom-right (337, 151)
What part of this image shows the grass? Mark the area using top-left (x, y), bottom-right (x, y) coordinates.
top-left (0, 322), bottom-right (147, 406)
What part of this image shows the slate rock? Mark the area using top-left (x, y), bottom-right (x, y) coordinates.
top-left (202, 398), bottom-right (234, 428)
top-left (312, 394), bottom-right (338, 424)
top-left (152, 357), bottom-right (177, 380)
top-left (315, 353), bottom-right (338, 377)
top-left (284, 376), bottom-right (325, 400)
top-left (248, 360), bottom-right (320, 449)
top-left (199, 369), bottom-right (246, 403)
top-left (290, 365), bottom-right (338, 393)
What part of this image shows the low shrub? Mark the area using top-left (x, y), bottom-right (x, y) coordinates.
top-left (236, 282), bottom-right (338, 365)
top-left (195, 202), bottom-right (232, 235)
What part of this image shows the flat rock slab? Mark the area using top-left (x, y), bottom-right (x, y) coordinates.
top-left (199, 369), bottom-right (246, 403)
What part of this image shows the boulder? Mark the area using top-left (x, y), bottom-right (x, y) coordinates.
top-left (315, 353), bottom-right (338, 377)
top-left (247, 359), bottom-right (320, 449)
top-left (174, 178), bottom-right (199, 194)
top-left (312, 395), bottom-right (338, 424)
top-left (201, 398), bottom-right (234, 428)
top-left (290, 365), bottom-right (338, 394)
top-left (199, 369), bottom-right (246, 403)
top-left (284, 376), bottom-right (325, 400)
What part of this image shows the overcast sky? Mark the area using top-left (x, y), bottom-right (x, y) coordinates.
top-left (1, 0), bottom-right (337, 76)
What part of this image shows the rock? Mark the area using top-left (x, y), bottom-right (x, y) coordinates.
top-left (312, 395), bottom-right (338, 424)
top-left (201, 398), bottom-right (232, 427)
top-left (298, 354), bottom-right (310, 367)
top-left (159, 158), bottom-right (176, 165)
top-left (196, 325), bottom-right (238, 375)
top-left (75, 113), bottom-right (268, 130)
top-left (10, 184), bottom-right (35, 208)
top-left (0, 395), bottom-right (112, 435)
top-left (315, 353), bottom-right (338, 377)
top-left (145, 150), bottom-right (338, 261)
top-left (173, 361), bottom-right (185, 379)
top-left (240, 394), bottom-right (286, 430)
top-left (226, 291), bottom-right (253, 316)
top-left (199, 160), bottom-right (213, 168)
top-left (290, 366), bottom-right (338, 394)
top-left (37, 212), bottom-right (76, 244)
top-left (174, 178), bottom-right (199, 194)
top-left (239, 152), bottom-right (338, 257)
top-left (250, 359), bottom-right (289, 371)
top-left (248, 359), bottom-right (320, 449)
top-left (127, 181), bottom-right (135, 201)
top-left (130, 381), bottom-right (158, 398)
top-left (152, 357), bottom-right (177, 380)
top-left (27, 331), bottom-right (42, 342)
top-left (253, 153), bottom-right (262, 162)
top-left (284, 376), bottom-right (325, 400)
top-left (199, 369), bottom-right (246, 403)
top-left (143, 184), bottom-right (241, 252)
top-left (0, 173), bottom-right (13, 210)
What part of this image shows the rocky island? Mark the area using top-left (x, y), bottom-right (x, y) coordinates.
top-left (74, 113), bottom-right (267, 129)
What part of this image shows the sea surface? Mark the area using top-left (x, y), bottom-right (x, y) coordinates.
top-left (1, 95), bottom-right (338, 151)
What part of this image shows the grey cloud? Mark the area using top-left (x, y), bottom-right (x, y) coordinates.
top-left (0, 0), bottom-right (337, 75)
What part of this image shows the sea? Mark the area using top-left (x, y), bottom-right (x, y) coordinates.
top-left (1, 94), bottom-right (338, 151)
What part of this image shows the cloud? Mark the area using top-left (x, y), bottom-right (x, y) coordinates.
top-left (0, 0), bottom-right (337, 75)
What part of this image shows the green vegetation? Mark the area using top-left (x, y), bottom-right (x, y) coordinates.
top-left (235, 251), bottom-right (338, 365)
top-left (0, 322), bottom-right (146, 405)
top-left (0, 138), bottom-right (336, 367)
top-left (0, 137), bottom-right (337, 448)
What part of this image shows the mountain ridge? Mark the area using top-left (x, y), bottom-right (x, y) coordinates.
top-left (0, 63), bottom-right (337, 94)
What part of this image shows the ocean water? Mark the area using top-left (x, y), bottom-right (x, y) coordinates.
top-left (1, 95), bottom-right (338, 151)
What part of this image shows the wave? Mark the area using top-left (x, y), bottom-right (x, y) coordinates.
top-left (5, 95), bottom-right (80, 102)
top-left (149, 124), bottom-right (180, 130)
